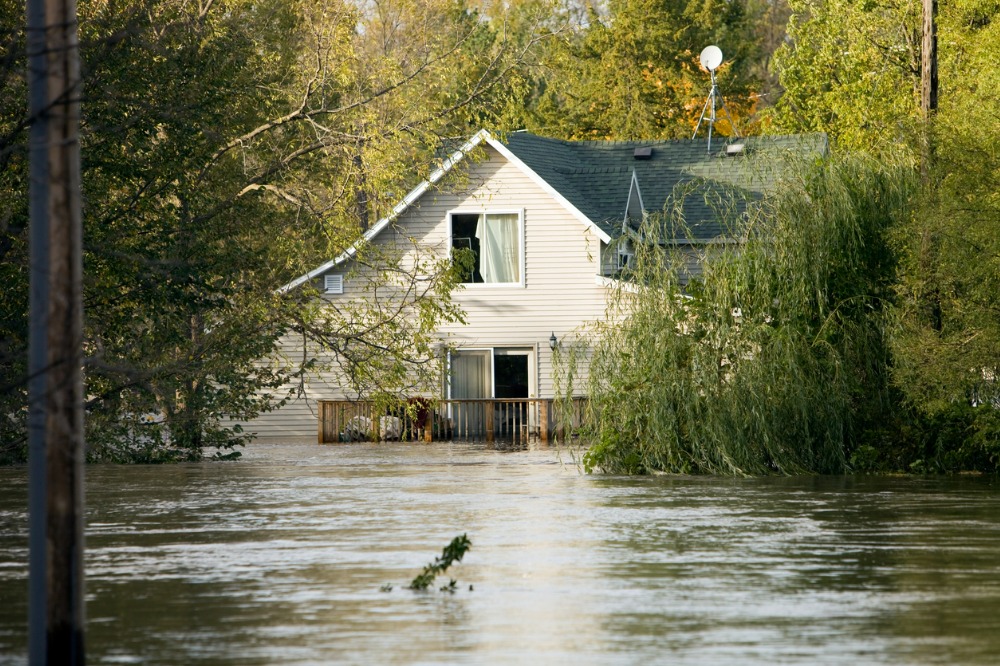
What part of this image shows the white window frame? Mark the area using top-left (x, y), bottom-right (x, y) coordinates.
top-left (447, 208), bottom-right (525, 288)
top-left (493, 347), bottom-right (537, 399)
top-left (446, 347), bottom-right (537, 399)
top-left (324, 273), bottom-right (344, 294)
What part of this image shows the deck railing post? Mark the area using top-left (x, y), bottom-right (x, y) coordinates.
top-left (485, 401), bottom-right (494, 443)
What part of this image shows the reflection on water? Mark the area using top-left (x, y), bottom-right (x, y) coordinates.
top-left (1, 443), bottom-right (1000, 665)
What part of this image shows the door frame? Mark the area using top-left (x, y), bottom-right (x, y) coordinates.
top-left (446, 347), bottom-right (536, 399)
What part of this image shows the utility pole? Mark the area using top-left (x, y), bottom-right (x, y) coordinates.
top-left (26, 0), bottom-right (86, 661)
top-left (919, 0), bottom-right (942, 332)
top-left (921, 0), bottom-right (938, 118)
top-left (921, 0), bottom-right (938, 178)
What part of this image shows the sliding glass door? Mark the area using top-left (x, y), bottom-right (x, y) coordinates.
top-left (448, 348), bottom-right (535, 439)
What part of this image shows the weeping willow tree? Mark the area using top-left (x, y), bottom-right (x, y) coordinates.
top-left (582, 153), bottom-right (915, 475)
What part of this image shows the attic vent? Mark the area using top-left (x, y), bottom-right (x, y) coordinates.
top-left (725, 143), bottom-right (747, 157)
top-left (633, 147), bottom-right (653, 160)
top-left (324, 274), bottom-right (344, 294)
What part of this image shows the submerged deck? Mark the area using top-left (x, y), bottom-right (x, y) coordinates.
top-left (317, 398), bottom-right (586, 445)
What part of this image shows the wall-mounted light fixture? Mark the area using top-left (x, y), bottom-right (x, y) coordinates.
top-left (549, 332), bottom-right (558, 350)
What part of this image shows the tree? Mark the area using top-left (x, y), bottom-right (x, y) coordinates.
top-left (889, 1), bottom-right (1000, 470)
top-left (745, 0), bottom-right (792, 110)
top-left (1, 0), bottom-right (32, 462)
top-left (767, 0), bottom-right (922, 151)
top-left (1, 0), bottom-right (546, 462)
top-left (769, 0), bottom-right (1000, 471)
top-left (583, 154), bottom-right (914, 475)
top-left (525, 0), bottom-right (763, 140)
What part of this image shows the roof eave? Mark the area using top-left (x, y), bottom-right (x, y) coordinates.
top-left (277, 129), bottom-right (492, 294)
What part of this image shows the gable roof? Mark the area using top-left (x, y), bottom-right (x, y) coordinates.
top-left (280, 130), bottom-right (827, 292)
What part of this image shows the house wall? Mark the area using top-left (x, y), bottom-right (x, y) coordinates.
top-left (432, 148), bottom-right (612, 398)
top-left (229, 331), bottom-right (347, 442)
top-left (242, 145), bottom-right (615, 441)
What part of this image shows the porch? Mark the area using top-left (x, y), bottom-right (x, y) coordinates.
top-left (317, 398), bottom-right (587, 445)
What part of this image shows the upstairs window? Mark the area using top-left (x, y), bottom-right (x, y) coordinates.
top-left (611, 238), bottom-right (635, 274)
top-left (617, 250), bottom-right (634, 271)
top-left (450, 212), bottom-right (522, 284)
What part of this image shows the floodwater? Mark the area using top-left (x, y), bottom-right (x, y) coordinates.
top-left (1, 443), bottom-right (1000, 665)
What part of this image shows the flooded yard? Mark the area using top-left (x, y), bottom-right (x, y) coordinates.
top-left (1, 442), bottom-right (1000, 664)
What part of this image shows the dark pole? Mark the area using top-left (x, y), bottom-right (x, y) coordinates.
top-left (917, 0), bottom-right (942, 331)
top-left (921, 0), bottom-right (938, 118)
top-left (920, 0), bottom-right (938, 181)
top-left (26, 0), bottom-right (51, 656)
top-left (27, 0), bottom-right (86, 660)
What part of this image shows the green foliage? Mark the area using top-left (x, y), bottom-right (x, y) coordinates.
top-left (890, 4), bottom-right (1000, 427)
top-left (526, 0), bottom-right (763, 140)
top-left (759, 0), bottom-right (1000, 472)
top-left (887, 403), bottom-right (1000, 474)
top-left (848, 444), bottom-right (882, 474)
top-left (930, 405), bottom-right (1000, 473)
top-left (0, 0), bottom-right (29, 463)
top-left (582, 152), bottom-right (915, 475)
top-left (767, 0), bottom-right (922, 151)
top-left (408, 534), bottom-right (472, 592)
top-left (76, 0), bottom-right (312, 459)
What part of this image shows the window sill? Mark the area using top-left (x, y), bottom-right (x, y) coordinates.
top-left (460, 282), bottom-right (525, 289)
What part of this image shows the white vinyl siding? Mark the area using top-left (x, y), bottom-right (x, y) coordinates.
top-left (419, 149), bottom-right (611, 399)
top-left (229, 332), bottom-right (349, 441)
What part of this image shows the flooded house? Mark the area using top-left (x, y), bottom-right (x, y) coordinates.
top-left (243, 130), bottom-right (825, 443)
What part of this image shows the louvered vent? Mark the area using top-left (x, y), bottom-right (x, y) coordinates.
top-left (324, 274), bottom-right (344, 294)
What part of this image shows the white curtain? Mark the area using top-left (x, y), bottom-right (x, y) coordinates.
top-left (476, 213), bottom-right (519, 283)
top-left (451, 351), bottom-right (491, 399)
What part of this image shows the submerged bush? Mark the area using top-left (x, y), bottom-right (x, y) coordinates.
top-left (582, 152), bottom-right (915, 475)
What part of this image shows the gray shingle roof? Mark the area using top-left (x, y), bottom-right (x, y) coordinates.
top-left (501, 132), bottom-right (828, 241)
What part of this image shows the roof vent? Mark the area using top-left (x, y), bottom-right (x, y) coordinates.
top-left (633, 147), bottom-right (653, 160)
top-left (725, 142), bottom-right (746, 157)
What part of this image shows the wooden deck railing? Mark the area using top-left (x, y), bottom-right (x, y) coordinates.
top-left (317, 398), bottom-right (588, 445)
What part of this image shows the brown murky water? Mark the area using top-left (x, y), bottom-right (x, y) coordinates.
top-left (1, 442), bottom-right (1000, 664)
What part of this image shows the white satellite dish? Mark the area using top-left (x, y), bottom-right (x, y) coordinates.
top-left (700, 45), bottom-right (723, 71)
top-left (693, 44), bottom-right (739, 151)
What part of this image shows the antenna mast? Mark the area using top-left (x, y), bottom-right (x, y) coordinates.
top-left (692, 45), bottom-right (740, 153)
